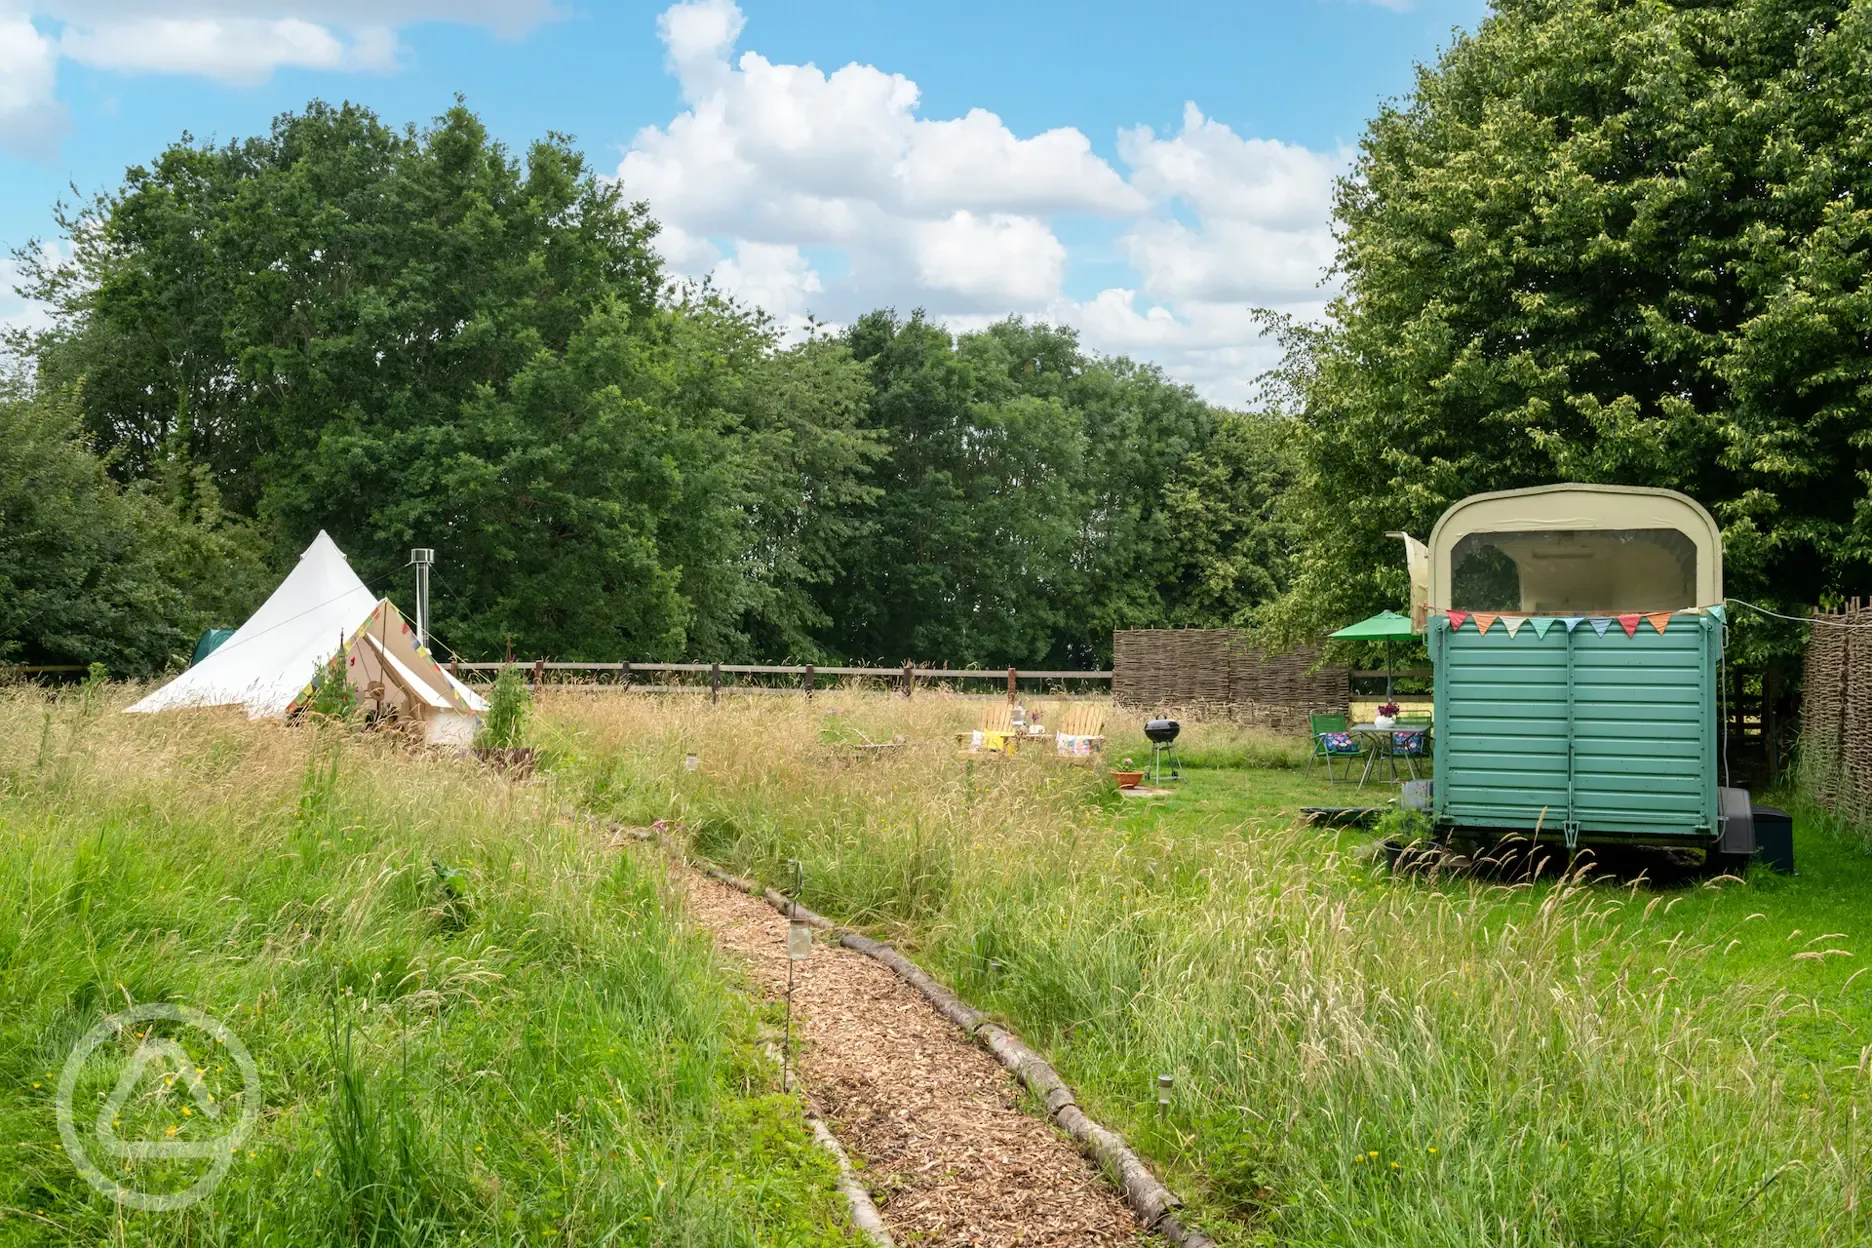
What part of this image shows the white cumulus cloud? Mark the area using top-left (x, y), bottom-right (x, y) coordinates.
top-left (0, 12), bottom-right (66, 159)
top-left (34, 1), bottom-right (553, 34)
top-left (59, 17), bottom-right (394, 83)
top-left (0, 241), bottom-right (62, 368)
top-left (912, 211), bottom-right (1066, 305)
top-left (710, 240), bottom-right (823, 332)
top-left (900, 109), bottom-right (1143, 216)
top-left (621, 0), bottom-right (1344, 403)
top-left (1122, 103), bottom-right (1340, 231)
top-left (0, 1), bottom-right (554, 157)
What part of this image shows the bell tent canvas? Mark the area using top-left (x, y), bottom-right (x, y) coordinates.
top-left (127, 532), bottom-right (486, 746)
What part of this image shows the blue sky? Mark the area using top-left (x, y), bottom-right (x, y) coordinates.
top-left (0, 0), bottom-right (1489, 401)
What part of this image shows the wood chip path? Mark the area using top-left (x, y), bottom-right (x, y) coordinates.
top-left (680, 870), bottom-right (1141, 1247)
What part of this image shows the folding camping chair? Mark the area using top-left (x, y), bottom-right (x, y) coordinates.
top-left (1305, 712), bottom-right (1361, 783)
top-left (1390, 712), bottom-right (1432, 781)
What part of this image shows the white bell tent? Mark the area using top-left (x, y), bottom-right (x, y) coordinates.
top-left (127, 531), bottom-right (485, 745)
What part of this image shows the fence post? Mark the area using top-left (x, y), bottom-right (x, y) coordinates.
top-left (530, 658), bottom-right (545, 688)
top-left (902, 660), bottom-right (914, 699)
top-left (620, 660), bottom-right (631, 692)
top-left (1007, 667), bottom-right (1017, 705)
top-left (1765, 660), bottom-right (1780, 784)
top-left (711, 662), bottom-right (721, 705)
top-left (804, 663), bottom-right (815, 701)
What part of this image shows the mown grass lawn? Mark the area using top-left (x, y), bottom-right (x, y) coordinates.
top-left (0, 689), bottom-right (849, 1247)
top-left (553, 691), bottom-right (1872, 1247)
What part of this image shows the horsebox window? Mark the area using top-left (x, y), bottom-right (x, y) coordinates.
top-left (1449, 529), bottom-right (1698, 614)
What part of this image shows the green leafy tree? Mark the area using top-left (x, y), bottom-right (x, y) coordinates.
top-left (1279, 0), bottom-right (1872, 676)
top-left (0, 381), bottom-right (265, 675)
top-left (13, 100), bottom-right (878, 662)
top-left (1159, 410), bottom-right (1300, 627)
top-left (820, 312), bottom-right (1248, 667)
top-left (1047, 348), bottom-right (1221, 659)
top-left (15, 102), bottom-right (671, 659)
top-left (20, 101), bottom-right (664, 513)
top-left (426, 292), bottom-right (879, 661)
top-left (823, 312), bottom-right (1090, 665)
top-left (733, 327), bottom-right (885, 659)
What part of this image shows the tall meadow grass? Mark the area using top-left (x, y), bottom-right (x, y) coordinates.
top-left (0, 685), bottom-right (845, 1247)
top-left (550, 690), bottom-right (1872, 1246)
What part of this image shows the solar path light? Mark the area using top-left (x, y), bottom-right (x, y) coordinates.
top-left (783, 859), bottom-right (807, 1091)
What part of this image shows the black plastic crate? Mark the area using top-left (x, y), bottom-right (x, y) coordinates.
top-left (1750, 805), bottom-right (1795, 875)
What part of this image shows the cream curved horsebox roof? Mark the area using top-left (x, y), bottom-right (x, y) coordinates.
top-left (1427, 484), bottom-right (1723, 615)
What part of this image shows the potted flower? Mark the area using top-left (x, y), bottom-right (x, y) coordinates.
top-left (1111, 756), bottom-right (1146, 789)
top-left (1373, 701), bottom-right (1400, 730)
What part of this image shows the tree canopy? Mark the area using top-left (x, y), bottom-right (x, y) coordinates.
top-left (1280, 0), bottom-right (1872, 670)
top-left (11, 102), bottom-right (899, 665)
top-left (43, 1), bottom-right (1872, 678)
top-left (19, 4), bottom-right (1872, 679)
top-left (5, 99), bottom-right (1292, 671)
top-left (0, 380), bottom-right (265, 673)
top-left (820, 311), bottom-right (1291, 666)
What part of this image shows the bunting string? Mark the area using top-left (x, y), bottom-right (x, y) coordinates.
top-left (1422, 603), bottom-right (1726, 638)
top-left (1428, 604), bottom-right (1725, 618)
top-left (1426, 600), bottom-right (1872, 630)
top-left (1726, 597), bottom-right (1872, 629)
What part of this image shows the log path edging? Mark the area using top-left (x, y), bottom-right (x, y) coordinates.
top-left (600, 817), bottom-right (1217, 1248)
top-left (758, 1040), bottom-right (895, 1248)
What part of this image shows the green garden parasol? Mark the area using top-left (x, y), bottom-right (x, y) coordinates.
top-left (1328, 610), bottom-right (1418, 697)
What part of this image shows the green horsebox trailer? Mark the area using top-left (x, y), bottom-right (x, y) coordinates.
top-left (1409, 484), bottom-right (1755, 863)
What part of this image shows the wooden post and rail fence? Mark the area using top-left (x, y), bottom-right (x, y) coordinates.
top-left (447, 661), bottom-right (1113, 705)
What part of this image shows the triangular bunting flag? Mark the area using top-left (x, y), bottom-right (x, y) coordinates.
top-left (1617, 613), bottom-right (1640, 638)
top-left (1646, 612), bottom-right (1672, 636)
top-left (1562, 616), bottom-right (1585, 633)
top-left (1474, 613), bottom-right (1499, 636)
top-left (1590, 617), bottom-right (1612, 636)
top-left (1446, 611), bottom-right (1470, 631)
top-left (1530, 616), bottom-right (1555, 638)
top-left (1502, 615), bottom-right (1526, 638)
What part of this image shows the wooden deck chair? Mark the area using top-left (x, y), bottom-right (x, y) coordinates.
top-left (1051, 703), bottom-right (1107, 761)
top-left (956, 703), bottom-right (1019, 757)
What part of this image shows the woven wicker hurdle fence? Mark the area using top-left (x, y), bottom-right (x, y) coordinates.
top-left (1799, 600), bottom-right (1872, 826)
top-left (1112, 629), bottom-right (1349, 733)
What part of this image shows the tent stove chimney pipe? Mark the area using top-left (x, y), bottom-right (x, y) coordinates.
top-left (410, 548), bottom-right (435, 648)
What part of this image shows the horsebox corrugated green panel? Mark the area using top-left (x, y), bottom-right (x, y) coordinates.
top-left (1433, 617), bottom-right (1571, 831)
top-left (1569, 616), bottom-right (1715, 839)
top-left (1432, 613), bottom-right (1719, 842)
